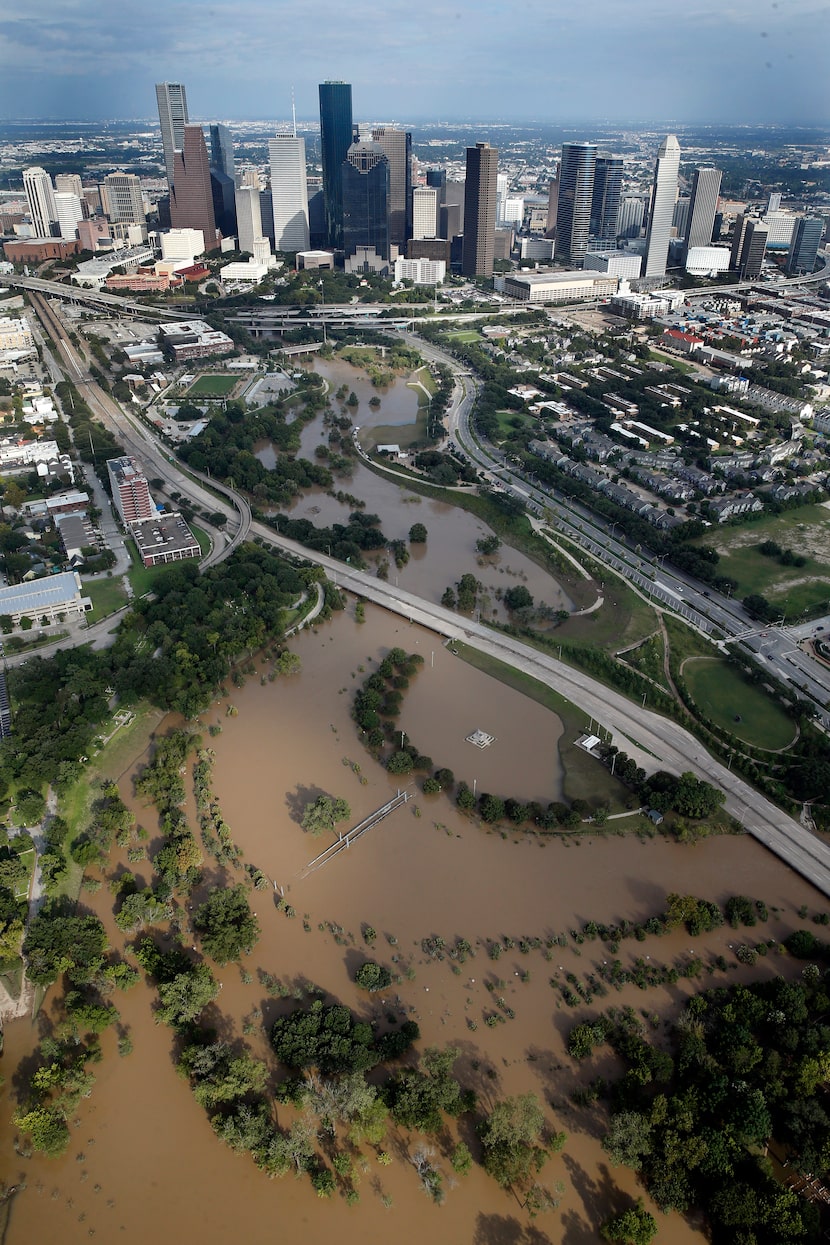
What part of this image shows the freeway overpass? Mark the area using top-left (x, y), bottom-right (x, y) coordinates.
top-left (2, 274), bottom-right (199, 321)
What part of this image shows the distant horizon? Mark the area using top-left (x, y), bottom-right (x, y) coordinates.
top-left (1, 116), bottom-right (829, 133)
top-left (1, 1), bottom-right (827, 127)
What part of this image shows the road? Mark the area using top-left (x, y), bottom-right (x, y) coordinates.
top-left (19, 290), bottom-right (830, 900)
top-left (247, 522), bottom-right (830, 900)
top-left (411, 330), bottom-right (830, 724)
top-left (28, 292), bottom-right (252, 567)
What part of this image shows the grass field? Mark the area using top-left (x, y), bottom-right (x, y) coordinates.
top-left (492, 408), bottom-right (534, 443)
top-left (13, 847), bottom-right (35, 899)
top-left (683, 656), bottom-right (797, 750)
top-left (454, 643), bottom-right (632, 812)
top-left (83, 576), bottom-right (128, 620)
top-left (695, 505), bottom-right (830, 617)
top-left (187, 373), bottom-right (238, 398)
top-left (444, 329), bottom-right (481, 343)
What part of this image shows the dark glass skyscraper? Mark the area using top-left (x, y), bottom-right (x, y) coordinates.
top-left (342, 140), bottom-right (390, 267)
top-left (590, 155), bottom-right (623, 240)
top-left (461, 141), bottom-right (498, 277)
top-left (170, 124), bottom-right (217, 248)
top-left (319, 81), bottom-right (353, 250)
top-left (557, 142), bottom-right (596, 266)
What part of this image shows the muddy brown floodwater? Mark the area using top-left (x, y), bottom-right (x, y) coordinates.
top-left (2, 605), bottom-right (827, 1245)
top-left (257, 354), bottom-right (576, 622)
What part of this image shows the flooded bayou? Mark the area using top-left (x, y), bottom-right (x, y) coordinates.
top-left (1, 604), bottom-right (827, 1245)
top-left (258, 354), bottom-right (576, 620)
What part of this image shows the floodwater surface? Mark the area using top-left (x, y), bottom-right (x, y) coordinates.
top-left (1, 606), bottom-right (826, 1245)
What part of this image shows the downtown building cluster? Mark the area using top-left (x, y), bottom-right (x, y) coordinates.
top-left (3, 80), bottom-right (826, 297)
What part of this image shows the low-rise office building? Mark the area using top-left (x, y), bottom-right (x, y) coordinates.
top-left (0, 570), bottom-right (91, 626)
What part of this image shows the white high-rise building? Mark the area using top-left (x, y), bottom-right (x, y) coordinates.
top-left (234, 185), bottom-right (263, 254)
top-left (503, 196), bottom-right (525, 227)
top-left (411, 186), bottom-right (438, 239)
top-left (55, 174), bottom-right (83, 199)
top-left (104, 173), bottom-right (145, 225)
top-left (53, 192), bottom-right (83, 240)
top-left (23, 167), bottom-right (57, 238)
top-left (268, 133), bottom-right (310, 253)
top-left (155, 82), bottom-right (189, 188)
top-left (496, 172), bottom-right (510, 223)
top-left (643, 134), bottom-right (680, 279)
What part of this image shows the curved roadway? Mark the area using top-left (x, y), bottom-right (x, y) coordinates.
top-left (23, 288), bottom-right (830, 899)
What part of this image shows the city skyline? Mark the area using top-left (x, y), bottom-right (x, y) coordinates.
top-left (1, 1), bottom-right (828, 125)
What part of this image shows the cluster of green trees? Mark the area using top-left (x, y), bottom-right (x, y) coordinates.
top-left (413, 449), bottom-right (478, 486)
top-left (135, 729), bottom-right (203, 893)
top-left (573, 966), bottom-right (830, 1243)
top-left (271, 998), bottom-right (419, 1075)
top-left (54, 380), bottom-right (124, 483)
top-left (266, 510), bottom-right (388, 567)
top-left (177, 392), bottom-right (331, 505)
top-left (14, 902), bottom-right (134, 1156)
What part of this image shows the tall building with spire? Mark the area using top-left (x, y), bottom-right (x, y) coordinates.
top-left (155, 82), bottom-right (189, 188)
top-left (23, 167), bottom-right (57, 238)
top-left (269, 132), bottom-right (310, 253)
top-left (319, 81), bottom-right (353, 250)
top-left (557, 143), bottom-right (596, 266)
top-left (682, 166), bottom-right (722, 265)
top-left (461, 141), bottom-right (498, 278)
top-left (643, 134), bottom-right (681, 279)
top-left (170, 125), bottom-right (216, 250)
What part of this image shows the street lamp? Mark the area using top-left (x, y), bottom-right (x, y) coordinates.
top-left (318, 279), bottom-right (327, 345)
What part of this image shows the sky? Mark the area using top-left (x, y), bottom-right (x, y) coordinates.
top-left (1, 0), bottom-right (829, 126)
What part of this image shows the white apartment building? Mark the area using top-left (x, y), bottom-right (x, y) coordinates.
top-left (23, 167), bottom-right (57, 238)
top-left (394, 257), bottom-right (446, 285)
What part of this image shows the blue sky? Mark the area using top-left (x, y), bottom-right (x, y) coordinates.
top-left (2, 0), bottom-right (828, 124)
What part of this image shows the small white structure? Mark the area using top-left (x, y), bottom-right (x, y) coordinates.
top-left (466, 728), bottom-right (496, 749)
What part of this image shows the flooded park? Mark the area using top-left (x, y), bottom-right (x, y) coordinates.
top-left (1, 601), bottom-right (827, 1245)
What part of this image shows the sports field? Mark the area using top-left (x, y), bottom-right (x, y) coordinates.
top-left (683, 656), bottom-right (797, 750)
top-left (187, 374), bottom-right (238, 397)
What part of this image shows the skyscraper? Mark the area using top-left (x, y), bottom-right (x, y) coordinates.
top-left (234, 185), bottom-right (263, 254)
top-left (545, 172), bottom-right (559, 238)
top-left (210, 124), bottom-right (236, 183)
top-left (590, 155), bottom-right (623, 240)
top-left (104, 173), bottom-right (145, 225)
top-left (53, 193), bottom-right (82, 240)
top-left (371, 127), bottom-right (412, 252)
top-left (55, 174), bottom-right (83, 199)
top-left (787, 216), bottom-right (823, 275)
top-left (155, 82), bottom-right (189, 188)
top-left (496, 172), bottom-right (510, 225)
top-left (341, 139), bottom-right (390, 271)
top-left (731, 216), bottom-right (768, 278)
top-left (682, 166), bottom-right (722, 265)
top-left (643, 134), bottom-right (681, 280)
top-left (556, 143), bottom-right (596, 266)
top-left (319, 81), bottom-right (353, 250)
top-left (461, 141), bottom-right (498, 278)
top-left (23, 167), bottom-right (57, 238)
top-left (269, 133), bottom-right (310, 253)
top-left (169, 125), bottom-right (217, 250)
top-left (411, 186), bottom-right (439, 240)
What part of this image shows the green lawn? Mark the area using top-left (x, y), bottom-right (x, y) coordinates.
top-left (683, 656), bottom-right (797, 750)
top-left (82, 576), bottom-right (128, 620)
top-left (187, 373), bottom-right (238, 398)
top-left (409, 366), bottom-right (437, 396)
top-left (695, 505), bottom-right (830, 614)
top-left (444, 329), bottom-right (481, 343)
top-left (13, 847), bottom-right (35, 899)
top-left (493, 408), bottom-right (534, 443)
top-left (454, 643), bottom-right (632, 812)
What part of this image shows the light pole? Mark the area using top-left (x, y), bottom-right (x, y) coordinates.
top-left (318, 279), bottom-right (327, 346)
